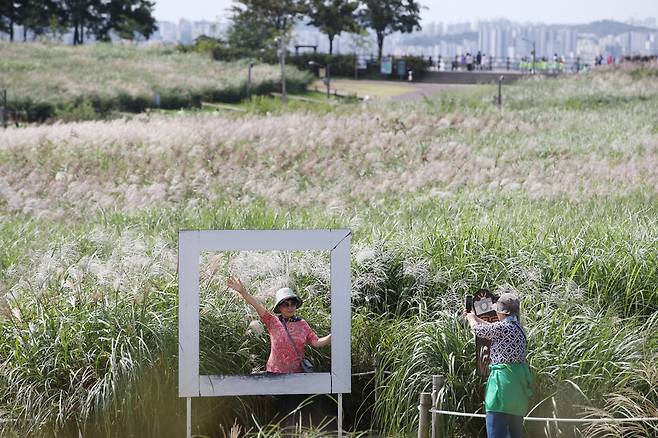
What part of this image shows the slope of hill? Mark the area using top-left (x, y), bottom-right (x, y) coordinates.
top-left (571, 19), bottom-right (655, 37)
top-left (0, 43), bottom-right (312, 121)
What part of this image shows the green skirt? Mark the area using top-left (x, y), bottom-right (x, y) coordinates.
top-left (484, 363), bottom-right (533, 416)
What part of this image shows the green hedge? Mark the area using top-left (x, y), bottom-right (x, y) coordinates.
top-left (288, 53), bottom-right (429, 80)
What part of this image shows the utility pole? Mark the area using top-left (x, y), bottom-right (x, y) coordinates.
top-left (277, 36), bottom-right (287, 105)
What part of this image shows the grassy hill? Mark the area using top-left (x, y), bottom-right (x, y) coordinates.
top-left (0, 43), bottom-right (313, 121)
top-left (0, 66), bottom-right (657, 437)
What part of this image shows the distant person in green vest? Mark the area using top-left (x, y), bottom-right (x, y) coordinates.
top-left (464, 293), bottom-right (532, 438)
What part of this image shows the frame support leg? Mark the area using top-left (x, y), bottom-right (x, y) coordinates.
top-left (338, 393), bottom-right (343, 437)
top-left (186, 397), bottom-right (192, 438)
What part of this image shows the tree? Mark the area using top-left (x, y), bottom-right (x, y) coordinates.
top-left (359, 0), bottom-right (422, 61)
top-left (0, 1), bottom-right (18, 41)
top-left (16, 0), bottom-right (62, 40)
top-left (56, 0), bottom-right (157, 44)
top-left (227, 10), bottom-right (275, 50)
top-left (229, 0), bottom-right (307, 36)
top-left (118, 0), bottom-right (157, 40)
top-left (1, 0), bottom-right (156, 44)
top-left (307, 0), bottom-right (361, 55)
top-left (59, 0), bottom-right (99, 44)
top-left (91, 0), bottom-right (157, 42)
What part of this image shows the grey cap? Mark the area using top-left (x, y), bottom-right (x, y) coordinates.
top-left (272, 287), bottom-right (303, 313)
top-left (494, 292), bottom-right (520, 315)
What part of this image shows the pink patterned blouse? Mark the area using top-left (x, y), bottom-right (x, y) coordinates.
top-left (261, 312), bottom-right (319, 374)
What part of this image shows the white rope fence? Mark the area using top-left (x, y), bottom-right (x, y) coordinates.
top-left (351, 370), bottom-right (392, 377)
top-left (418, 375), bottom-right (658, 438)
top-left (428, 408), bottom-right (658, 423)
top-left (351, 370), bottom-right (376, 377)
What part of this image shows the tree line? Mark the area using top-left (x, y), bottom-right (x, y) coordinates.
top-left (0, 0), bottom-right (422, 58)
top-left (229, 0), bottom-right (423, 60)
top-left (0, 0), bottom-right (157, 44)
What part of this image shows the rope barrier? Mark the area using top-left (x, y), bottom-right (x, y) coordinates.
top-left (351, 370), bottom-right (393, 377)
top-left (351, 371), bottom-right (376, 377)
top-left (428, 409), bottom-right (658, 423)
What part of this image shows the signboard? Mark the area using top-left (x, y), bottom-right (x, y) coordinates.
top-left (473, 288), bottom-right (499, 376)
top-left (356, 57), bottom-right (367, 70)
top-left (397, 60), bottom-right (407, 78)
top-left (380, 57), bottom-right (393, 75)
top-left (318, 68), bottom-right (326, 79)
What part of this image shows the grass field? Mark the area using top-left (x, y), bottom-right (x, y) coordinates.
top-left (0, 43), bottom-right (313, 121)
top-left (0, 63), bottom-right (657, 437)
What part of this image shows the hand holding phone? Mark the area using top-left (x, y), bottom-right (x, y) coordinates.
top-left (465, 295), bottom-right (473, 313)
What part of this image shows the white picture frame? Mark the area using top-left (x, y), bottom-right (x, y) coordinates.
top-left (178, 229), bottom-right (352, 397)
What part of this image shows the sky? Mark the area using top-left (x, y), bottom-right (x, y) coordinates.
top-left (153, 0), bottom-right (657, 25)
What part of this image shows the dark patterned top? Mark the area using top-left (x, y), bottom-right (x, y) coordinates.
top-left (473, 316), bottom-right (527, 364)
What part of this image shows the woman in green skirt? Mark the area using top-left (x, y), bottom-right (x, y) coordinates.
top-left (465, 293), bottom-right (532, 438)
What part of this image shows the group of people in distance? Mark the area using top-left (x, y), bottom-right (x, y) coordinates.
top-left (227, 275), bottom-right (529, 438)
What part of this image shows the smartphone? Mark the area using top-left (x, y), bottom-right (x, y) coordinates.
top-left (465, 295), bottom-right (473, 313)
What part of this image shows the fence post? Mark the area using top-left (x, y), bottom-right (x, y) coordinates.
top-left (372, 357), bottom-right (379, 432)
top-left (418, 392), bottom-right (432, 438)
top-left (1, 89), bottom-right (7, 129)
top-left (247, 62), bottom-right (254, 101)
top-left (431, 375), bottom-right (445, 438)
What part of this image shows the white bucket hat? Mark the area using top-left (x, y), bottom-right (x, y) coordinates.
top-left (272, 287), bottom-right (303, 313)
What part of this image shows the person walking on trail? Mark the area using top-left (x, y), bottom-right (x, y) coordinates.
top-left (227, 276), bottom-right (331, 374)
top-left (464, 293), bottom-right (532, 438)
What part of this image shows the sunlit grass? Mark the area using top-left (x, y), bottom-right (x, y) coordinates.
top-left (1, 66), bottom-right (657, 437)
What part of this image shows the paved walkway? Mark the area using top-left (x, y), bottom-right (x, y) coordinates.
top-left (312, 79), bottom-right (471, 102)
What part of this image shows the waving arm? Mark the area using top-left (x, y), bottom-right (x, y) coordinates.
top-left (227, 276), bottom-right (268, 318)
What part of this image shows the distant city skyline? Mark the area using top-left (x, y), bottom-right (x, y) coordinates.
top-left (154, 0), bottom-right (657, 26)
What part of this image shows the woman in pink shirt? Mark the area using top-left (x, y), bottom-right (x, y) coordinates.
top-left (227, 276), bottom-right (331, 373)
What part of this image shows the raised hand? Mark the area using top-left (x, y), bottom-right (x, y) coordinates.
top-left (227, 276), bottom-right (246, 294)
top-left (226, 276), bottom-right (267, 317)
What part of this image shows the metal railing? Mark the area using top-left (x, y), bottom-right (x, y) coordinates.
top-left (423, 56), bottom-right (604, 74)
